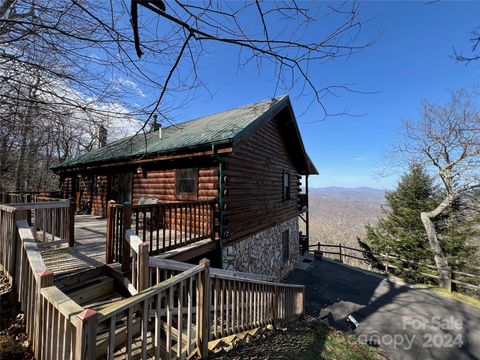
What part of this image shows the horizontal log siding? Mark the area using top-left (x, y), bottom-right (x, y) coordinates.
top-left (132, 167), bottom-right (219, 203)
top-left (92, 175), bottom-right (108, 217)
top-left (60, 177), bottom-right (72, 199)
top-left (223, 115), bottom-right (301, 245)
top-left (132, 167), bottom-right (219, 235)
top-left (62, 174), bottom-right (107, 217)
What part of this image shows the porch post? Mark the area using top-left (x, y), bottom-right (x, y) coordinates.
top-left (122, 204), bottom-right (132, 272)
top-left (198, 258), bottom-right (211, 358)
top-left (305, 175), bottom-right (310, 253)
top-left (68, 198), bottom-right (75, 247)
top-left (105, 200), bottom-right (116, 264)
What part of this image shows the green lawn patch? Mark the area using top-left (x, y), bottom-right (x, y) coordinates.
top-left (414, 285), bottom-right (480, 308)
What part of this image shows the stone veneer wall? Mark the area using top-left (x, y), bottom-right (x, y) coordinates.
top-left (223, 217), bottom-right (299, 280)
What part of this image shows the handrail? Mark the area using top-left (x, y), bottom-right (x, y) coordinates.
top-left (8, 201), bottom-right (74, 245)
top-left (150, 256), bottom-right (277, 283)
top-left (1, 201), bottom-right (69, 210)
top-left (41, 286), bottom-right (84, 319)
top-left (106, 198), bottom-right (217, 265)
top-left (210, 271), bottom-right (304, 288)
top-left (149, 255), bottom-right (305, 344)
top-left (18, 221), bottom-right (48, 276)
top-left (111, 199), bottom-right (215, 209)
top-left (126, 228), bottom-right (144, 253)
top-left (124, 229), bottom-right (149, 294)
top-left (93, 261), bottom-right (209, 359)
top-left (0, 204), bottom-right (18, 212)
top-left (99, 263), bottom-right (206, 321)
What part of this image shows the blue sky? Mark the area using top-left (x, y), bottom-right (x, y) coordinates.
top-left (136, 1), bottom-right (479, 190)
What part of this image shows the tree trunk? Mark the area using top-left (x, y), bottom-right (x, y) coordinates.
top-left (420, 194), bottom-right (454, 289)
top-left (14, 76), bottom-right (40, 191)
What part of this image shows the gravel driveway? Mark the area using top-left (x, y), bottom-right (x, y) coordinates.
top-left (288, 258), bottom-right (480, 360)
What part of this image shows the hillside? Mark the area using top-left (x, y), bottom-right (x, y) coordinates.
top-left (310, 187), bottom-right (386, 204)
top-left (305, 187), bottom-right (385, 249)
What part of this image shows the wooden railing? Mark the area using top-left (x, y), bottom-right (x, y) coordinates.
top-left (5, 219), bottom-right (304, 359)
top-left (0, 201), bottom-right (75, 283)
top-left (106, 199), bottom-right (216, 264)
top-left (1, 201), bottom-right (75, 244)
top-left (149, 257), bottom-right (305, 343)
top-left (123, 229), bottom-right (150, 295)
top-left (311, 243), bottom-right (480, 294)
top-left (0, 191), bottom-right (60, 204)
top-left (93, 262), bottom-right (209, 359)
top-left (14, 219), bottom-right (87, 360)
top-left (208, 269), bottom-right (304, 339)
top-left (0, 206), bottom-right (24, 282)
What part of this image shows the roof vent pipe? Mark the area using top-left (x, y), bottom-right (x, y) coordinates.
top-left (158, 123), bottom-right (162, 139)
top-left (95, 125), bottom-right (107, 148)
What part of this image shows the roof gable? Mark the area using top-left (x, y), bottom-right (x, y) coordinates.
top-left (53, 96), bottom-right (289, 170)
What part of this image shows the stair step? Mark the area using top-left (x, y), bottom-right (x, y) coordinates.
top-left (208, 327), bottom-right (263, 352)
top-left (113, 329), bottom-right (181, 360)
top-left (96, 318), bottom-right (141, 359)
top-left (57, 268), bottom-right (106, 292)
top-left (82, 291), bottom-right (124, 312)
top-left (65, 276), bottom-right (114, 305)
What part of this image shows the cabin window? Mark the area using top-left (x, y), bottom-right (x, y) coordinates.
top-left (282, 171), bottom-right (290, 201)
top-left (176, 168), bottom-right (197, 196)
top-left (282, 230), bottom-right (290, 261)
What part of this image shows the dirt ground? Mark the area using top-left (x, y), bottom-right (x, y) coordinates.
top-left (209, 316), bottom-right (387, 360)
top-left (0, 273), bottom-right (34, 360)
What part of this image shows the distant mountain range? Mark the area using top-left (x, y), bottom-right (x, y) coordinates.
top-left (309, 186), bottom-right (386, 204)
top-left (306, 187), bottom-right (386, 250)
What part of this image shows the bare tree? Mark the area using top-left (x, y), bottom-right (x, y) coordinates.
top-left (392, 89), bottom-right (480, 287)
top-left (2, 0), bottom-right (374, 121)
top-left (1, 0), bottom-right (373, 191)
top-left (454, 27), bottom-right (480, 64)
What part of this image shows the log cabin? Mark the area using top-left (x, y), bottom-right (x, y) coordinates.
top-left (52, 95), bottom-right (317, 279)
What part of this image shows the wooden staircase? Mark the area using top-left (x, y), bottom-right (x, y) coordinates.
top-left (208, 327), bottom-right (263, 354)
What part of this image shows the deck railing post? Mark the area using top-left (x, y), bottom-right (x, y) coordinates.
top-left (122, 204), bottom-right (132, 272)
top-left (294, 287), bottom-right (305, 318)
top-left (68, 198), bottom-right (76, 247)
top-left (272, 286), bottom-right (278, 326)
top-left (339, 243), bottom-right (343, 262)
top-left (198, 258), bottom-right (210, 358)
top-left (138, 242), bottom-right (150, 291)
top-left (35, 269), bottom-right (54, 359)
top-left (210, 200), bottom-right (216, 240)
top-left (74, 309), bottom-right (98, 360)
top-left (105, 200), bottom-right (116, 264)
top-left (447, 267), bottom-right (453, 293)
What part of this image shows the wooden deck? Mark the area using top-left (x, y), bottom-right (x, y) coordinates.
top-left (38, 215), bottom-right (109, 276)
top-left (39, 215), bottom-right (217, 278)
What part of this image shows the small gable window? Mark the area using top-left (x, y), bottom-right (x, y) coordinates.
top-left (282, 230), bottom-right (290, 261)
top-left (176, 168), bottom-right (197, 197)
top-left (282, 171), bottom-right (290, 201)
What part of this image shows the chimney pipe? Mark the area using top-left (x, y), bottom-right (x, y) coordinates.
top-left (95, 125), bottom-right (107, 148)
top-left (158, 123), bottom-right (162, 139)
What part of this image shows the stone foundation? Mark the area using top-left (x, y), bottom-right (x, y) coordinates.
top-left (223, 217), bottom-right (299, 280)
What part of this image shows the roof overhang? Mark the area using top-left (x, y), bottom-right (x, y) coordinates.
top-left (53, 143), bottom-right (233, 174)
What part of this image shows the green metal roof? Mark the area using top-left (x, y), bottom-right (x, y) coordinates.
top-left (53, 96), bottom-right (290, 170)
top-left (53, 95), bottom-right (318, 174)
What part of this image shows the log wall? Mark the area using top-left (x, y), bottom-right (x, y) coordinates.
top-left (223, 113), bottom-right (301, 245)
top-left (92, 175), bottom-right (108, 217)
top-left (132, 167), bottom-right (219, 233)
top-left (132, 167), bottom-right (219, 203)
top-left (60, 174), bottom-right (107, 217)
